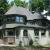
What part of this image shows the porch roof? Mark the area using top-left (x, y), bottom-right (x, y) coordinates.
top-left (0, 24), bottom-right (47, 29)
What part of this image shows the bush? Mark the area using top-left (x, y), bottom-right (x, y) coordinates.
top-left (29, 39), bottom-right (33, 46)
top-left (19, 41), bottom-right (22, 47)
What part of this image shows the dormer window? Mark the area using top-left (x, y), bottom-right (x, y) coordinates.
top-left (16, 16), bottom-right (23, 23)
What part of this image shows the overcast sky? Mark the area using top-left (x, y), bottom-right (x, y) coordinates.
top-left (7, 0), bottom-right (29, 3)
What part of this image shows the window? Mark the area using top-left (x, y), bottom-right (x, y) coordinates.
top-left (6, 16), bottom-right (24, 23)
top-left (23, 30), bottom-right (28, 37)
top-left (7, 30), bottom-right (15, 36)
top-left (20, 17), bottom-right (23, 22)
top-left (34, 29), bottom-right (39, 36)
top-left (16, 16), bottom-right (23, 23)
top-left (7, 17), bottom-right (15, 23)
top-left (36, 20), bottom-right (42, 26)
top-left (41, 30), bottom-right (46, 36)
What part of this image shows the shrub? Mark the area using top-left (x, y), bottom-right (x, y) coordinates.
top-left (19, 41), bottom-right (22, 47)
top-left (29, 39), bottom-right (33, 46)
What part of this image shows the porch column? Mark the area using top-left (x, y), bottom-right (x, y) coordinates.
top-left (28, 29), bottom-right (34, 41)
top-left (15, 29), bottom-right (16, 44)
top-left (5, 30), bottom-right (7, 36)
top-left (19, 29), bottom-right (23, 41)
top-left (46, 30), bottom-right (49, 40)
top-left (19, 29), bottom-right (24, 46)
top-left (39, 30), bottom-right (41, 40)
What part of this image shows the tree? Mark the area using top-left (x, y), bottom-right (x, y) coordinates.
top-left (10, 1), bottom-right (14, 6)
top-left (0, 0), bottom-right (9, 25)
top-left (0, 0), bottom-right (9, 12)
top-left (31, 0), bottom-right (44, 11)
top-left (14, 0), bottom-right (28, 8)
top-left (30, 0), bottom-right (50, 12)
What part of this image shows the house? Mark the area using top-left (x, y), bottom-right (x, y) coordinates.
top-left (0, 4), bottom-right (50, 47)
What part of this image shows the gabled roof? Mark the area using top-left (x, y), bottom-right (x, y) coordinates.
top-left (5, 4), bottom-right (34, 20)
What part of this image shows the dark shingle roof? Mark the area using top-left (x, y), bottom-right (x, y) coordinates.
top-left (5, 4), bottom-right (45, 20)
top-left (32, 12), bottom-right (44, 20)
top-left (0, 24), bottom-right (47, 29)
top-left (5, 4), bottom-right (34, 20)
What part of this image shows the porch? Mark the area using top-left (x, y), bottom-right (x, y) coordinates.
top-left (0, 28), bottom-right (49, 46)
top-left (0, 28), bottom-right (30, 46)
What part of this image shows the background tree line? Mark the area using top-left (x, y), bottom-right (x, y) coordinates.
top-left (10, 0), bottom-right (50, 12)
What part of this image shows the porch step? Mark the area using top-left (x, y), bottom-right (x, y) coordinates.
top-left (0, 39), bottom-right (3, 44)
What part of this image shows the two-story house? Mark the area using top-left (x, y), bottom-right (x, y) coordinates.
top-left (0, 4), bottom-right (50, 47)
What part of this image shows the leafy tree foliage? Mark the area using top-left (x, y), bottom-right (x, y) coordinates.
top-left (31, 0), bottom-right (44, 11)
top-left (31, 0), bottom-right (50, 11)
top-left (0, 0), bottom-right (9, 25)
top-left (0, 0), bottom-right (9, 13)
top-left (11, 0), bottom-right (28, 7)
top-left (10, 1), bottom-right (14, 6)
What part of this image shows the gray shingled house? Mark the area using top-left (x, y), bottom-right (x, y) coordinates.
top-left (0, 4), bottom-right (50, 47)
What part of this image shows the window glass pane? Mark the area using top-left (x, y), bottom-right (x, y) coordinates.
top-left (16, 16), bottom-right (23, 23)
top-left (12, 17), bottom-right (15, 22)
top-left (20, 17), bottom-right (23, 22)
top-left (7, 17), bottom-right (15, 23)
top-left (16, 16), bottom-right (20, 22)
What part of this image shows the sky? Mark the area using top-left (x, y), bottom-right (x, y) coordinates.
top-left (7, 0), bottom-right (29, 3)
